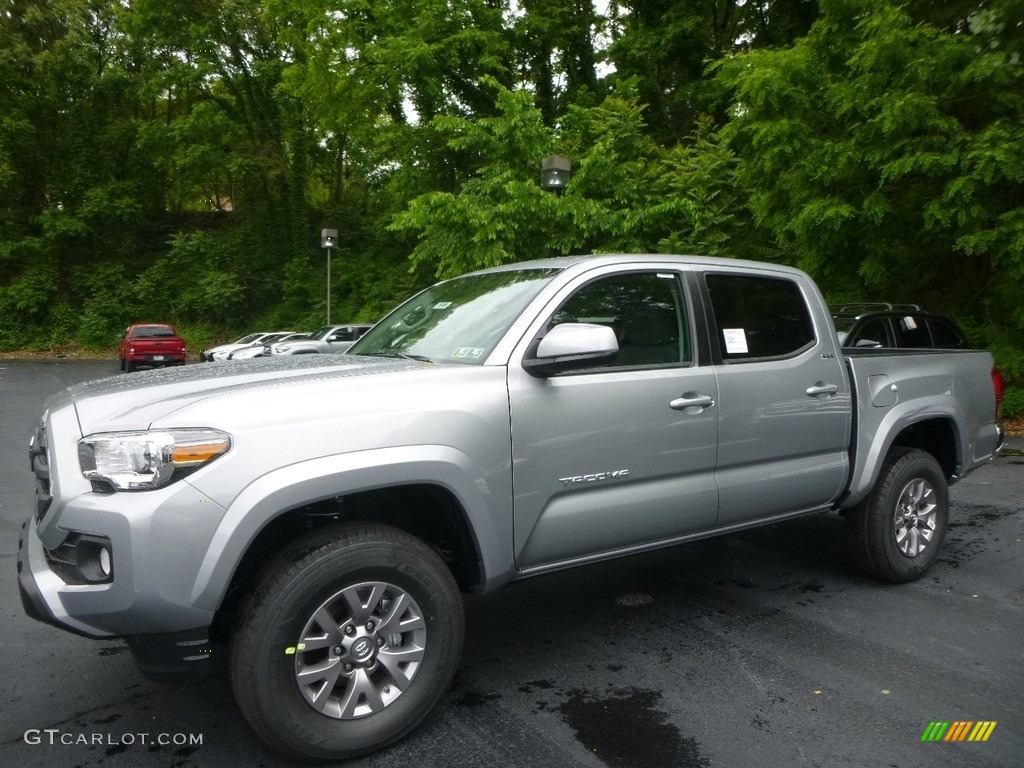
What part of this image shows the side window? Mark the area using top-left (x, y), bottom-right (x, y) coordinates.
top-left (550, 272), bottom-right (690, 367)
top-left (705, 274), bottom-right (815, 360)
top-left (894, 315), bottom-right (931, 348)
top-left (928, 318), bottom-right (964, 348)
top-left (848, 317), bottom-right (894, 348)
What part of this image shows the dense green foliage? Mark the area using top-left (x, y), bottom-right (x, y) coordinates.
top-left (1, 0), bottom-right (1021, 410)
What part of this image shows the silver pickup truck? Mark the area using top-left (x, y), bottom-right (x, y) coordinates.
top-left (19, 254), bottom-right (1004, 761)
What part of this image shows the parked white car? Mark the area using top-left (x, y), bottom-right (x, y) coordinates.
top-left (266, 324), bottom-right (373, 355)
top-left (228, 333), bottom-right (310, 360)
top-left (206, 332), bottom-right (296, 362)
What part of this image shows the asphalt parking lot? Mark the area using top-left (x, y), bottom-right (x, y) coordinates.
top-left (1, 360), bottom-right (1021, 768)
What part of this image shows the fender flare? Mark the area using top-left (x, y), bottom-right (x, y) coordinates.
top-left (842, 396), bottom-right (965, 507)
top-left (188, 445), bottom-right (513, 609)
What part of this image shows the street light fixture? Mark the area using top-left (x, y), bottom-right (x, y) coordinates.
top-left (321, 228), bottom-right (337, 324)
top-left (540, 155), bottom-right (571, 194)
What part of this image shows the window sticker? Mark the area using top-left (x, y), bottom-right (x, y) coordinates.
top-left (433, 301), bottom-right (453, 310)
top-left (452, 347), bottom-right (485, 360)
top-left (723, 328), bottom-right (748, 354)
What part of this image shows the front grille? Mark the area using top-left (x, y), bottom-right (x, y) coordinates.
top-left (30, 422), bottom-right (52, 522)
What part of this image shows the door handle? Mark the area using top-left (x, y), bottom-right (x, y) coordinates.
top-left (670, 393), bottom-right (715, 411)
top-left (805, 382), bottom-right (839, 398)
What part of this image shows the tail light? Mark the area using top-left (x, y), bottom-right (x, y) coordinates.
top-left (992, 366), bottom-right (1004, 421)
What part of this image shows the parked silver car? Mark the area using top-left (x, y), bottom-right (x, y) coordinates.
top-left (266, 324), bottom-right (373, 355)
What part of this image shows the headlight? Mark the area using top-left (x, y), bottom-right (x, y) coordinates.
top-left (78, 429), bottom-right (231, 492)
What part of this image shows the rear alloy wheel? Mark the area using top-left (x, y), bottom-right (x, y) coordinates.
top-left (846, 447), bottom-right (949, 582)
top-left (230, 523), bottom-right (464, 762)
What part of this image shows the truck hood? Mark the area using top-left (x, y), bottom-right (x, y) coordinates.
top-left (54, 355), bottom-right (426, 436)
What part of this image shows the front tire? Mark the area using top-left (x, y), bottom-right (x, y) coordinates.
top-left (230, 523), bottom-right (464, 762)
top-left (846, 447), bottom-right (949, 582)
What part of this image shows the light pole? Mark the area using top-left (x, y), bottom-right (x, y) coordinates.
top-left (321, 228), bottom-right (337, 324)
top-left (540, 155), bottom-right (571, 195)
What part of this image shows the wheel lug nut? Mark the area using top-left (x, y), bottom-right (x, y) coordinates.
top-left (366, 621), bottom-right (375, 632)
top-left (344, 663), bottom-right (353, 672)
top-left (377, 637), bottom-right (385, 647)
top-left (333, 645), bottom-right (343, 655)
top-left (344, 625), bottom-right (354, 635)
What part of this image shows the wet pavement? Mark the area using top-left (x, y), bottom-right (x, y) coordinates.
top-left (1, 361), bottom-right (1021, 767)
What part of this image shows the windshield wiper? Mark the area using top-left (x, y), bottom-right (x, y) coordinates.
top-left (373, 352), bottom-right (433, 364)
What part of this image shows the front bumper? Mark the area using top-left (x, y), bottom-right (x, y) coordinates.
top-left (18, 517), bottom-right (104, 638)
top-left (20, 480), bottom-right (224, 633)
top-left (18, 512), bottom-right (220, 682)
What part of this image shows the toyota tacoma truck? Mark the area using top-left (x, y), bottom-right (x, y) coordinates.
top-left (19, 255), bottom-right (1004, 762)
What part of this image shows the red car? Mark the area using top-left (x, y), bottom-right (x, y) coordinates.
top-left (118, 324), bottom-right (188, 372)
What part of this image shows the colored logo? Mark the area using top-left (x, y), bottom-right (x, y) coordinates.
top-left (921, 721), bottom-right (997, 742)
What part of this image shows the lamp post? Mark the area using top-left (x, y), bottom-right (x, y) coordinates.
top-left (540, 155), bottom-right (571, 195)
top-left (321, 228), bottom-right (337, 324)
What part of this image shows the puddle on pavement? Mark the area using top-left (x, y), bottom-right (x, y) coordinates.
top-left (558, 688), bottom-right (709, 768)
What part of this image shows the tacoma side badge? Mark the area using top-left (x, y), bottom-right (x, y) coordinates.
top-left (558, 469), bottom-right (630, 487)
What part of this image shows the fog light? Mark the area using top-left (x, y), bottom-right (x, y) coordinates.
top-left (75, 536), bottom-right (113, 583)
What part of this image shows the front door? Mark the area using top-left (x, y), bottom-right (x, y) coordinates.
top-left (507, 266), bottom-right (720, 572)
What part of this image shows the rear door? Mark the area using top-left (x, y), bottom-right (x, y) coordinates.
top-left (700, 267), bottom-right (852, 526)
top-left (508, 264), bottom-right (720, 571)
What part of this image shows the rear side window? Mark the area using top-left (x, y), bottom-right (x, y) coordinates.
top-left (927, 318), bottom-right (965, 348)
top-left (894, 315), bottom-right (931, 348)
top-left (705, 274), bottom-right (815, 360)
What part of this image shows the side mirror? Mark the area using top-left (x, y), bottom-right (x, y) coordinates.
top-left (522, 323), bottom-right (619, 377)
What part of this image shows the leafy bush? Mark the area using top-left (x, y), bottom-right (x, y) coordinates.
top-left (1002, 386), bottom-right (1024, 419)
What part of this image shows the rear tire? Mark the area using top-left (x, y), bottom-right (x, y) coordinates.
top-left (124, 359), bottom-right (135, 373)
top-left (846, 447), bottom-right (949, 582)
top-left (230, 523), bottom-right (464, 762)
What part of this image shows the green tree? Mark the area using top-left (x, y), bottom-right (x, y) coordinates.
top-left (714, 0), bottom-right (1024, 363)
top-left (390, 81), bottom-right (712, 277)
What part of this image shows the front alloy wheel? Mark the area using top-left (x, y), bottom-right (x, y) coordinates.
top-left (231, 523), bottom-right (464, 763)
top-left (293, 581), bottom-right (427, 719)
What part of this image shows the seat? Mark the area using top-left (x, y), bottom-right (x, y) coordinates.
top-left (616, 308), bottom-right (679, 366)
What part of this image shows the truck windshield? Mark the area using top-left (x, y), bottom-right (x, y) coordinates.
top-left (350, 268), bottom-right (560, 364)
